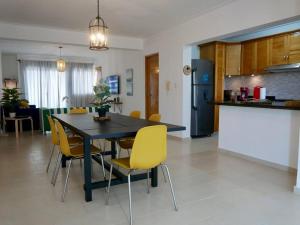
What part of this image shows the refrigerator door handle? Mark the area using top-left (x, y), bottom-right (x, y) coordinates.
top-left (192, 85), bottom-right (197, 109)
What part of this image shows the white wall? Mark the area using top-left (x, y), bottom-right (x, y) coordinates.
top-left (0, 39), bottom-right (145, 116)
top-left (1, 53), bottom-right (18, 80)
top-left (144, 0), bottom-right (300, 138)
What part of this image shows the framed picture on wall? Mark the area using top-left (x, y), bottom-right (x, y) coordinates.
top-left (126, 68), bottom-right (133, 96)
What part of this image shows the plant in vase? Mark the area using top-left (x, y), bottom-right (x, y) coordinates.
top-left (92, 79), bottom-right (113, 118)
top-left (1, 88), bottom-right (22, 118)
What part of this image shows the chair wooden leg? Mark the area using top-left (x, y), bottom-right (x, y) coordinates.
top-left (15, 120), bottom-right (19, 138)
top-left (30, 118), bottom-right (34, 135)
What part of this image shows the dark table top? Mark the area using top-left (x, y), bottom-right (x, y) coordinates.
top-left (53, 113), bottom-right (186, 139)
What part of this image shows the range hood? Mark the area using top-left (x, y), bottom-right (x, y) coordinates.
top-left (265, 63), bottom-right (300, 73)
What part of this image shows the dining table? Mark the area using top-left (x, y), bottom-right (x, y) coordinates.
top-left (52, 112), bottom-right (186, 202)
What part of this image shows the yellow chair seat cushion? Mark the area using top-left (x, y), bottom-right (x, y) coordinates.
top-left (69, 144), bottom-right (102, 157)
top-left (111, 157), bottom-right (131, 170)
top-left (118, 138), bottom-right (134, 149)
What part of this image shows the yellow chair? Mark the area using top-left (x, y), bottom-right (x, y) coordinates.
top-left (118, 113), bottom-right (161, 156)
top-left (69, 107), bottom-right (88, 114)
top-left (46, 116), bottom-right (82, 173)
top-left (53, 120), bottom-right (106, 202)
top-left (106, 125), bottom-right (177, 225)
top-left (148, 113), bottom-right (161, 122)
top-left (129, 110), bottom-right (141, 119)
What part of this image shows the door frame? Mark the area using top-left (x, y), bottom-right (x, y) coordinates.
top-left (145, 53), bottom-right (159, 119)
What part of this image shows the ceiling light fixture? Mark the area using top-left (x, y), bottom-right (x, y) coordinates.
top-left (89, 0), bottom-right (109, 50)
top-left (57, 46), bottom-right (66, 72)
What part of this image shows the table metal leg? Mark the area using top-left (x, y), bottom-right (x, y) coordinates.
top-left (83, 136), bottom-right (92, 202)
top-left (151, 167), bottom-right (158, 187)
top-left (30, 118), bottom-right (34, 135)
top-left (20, 120), bottom-right (23, 133)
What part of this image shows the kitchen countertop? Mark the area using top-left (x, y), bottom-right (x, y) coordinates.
top-left (214, 101), bottom-right (300, 110)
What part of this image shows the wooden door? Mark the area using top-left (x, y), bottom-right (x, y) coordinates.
top-left (256, 38), bottom-right (271, 73)
top-left (270, 34), bottom-right (289, 65)
top-left (225, 43), bottom-right (241, 76)
top-left (288, 31), bottom-right (300, 63)
top-left (241, 40), bottom-right (257, 74)
top-left (145, 53), bottom-right (159, 119)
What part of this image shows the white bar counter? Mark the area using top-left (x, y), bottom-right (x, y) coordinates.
top-left (218, 104), bottom-right (300, 192)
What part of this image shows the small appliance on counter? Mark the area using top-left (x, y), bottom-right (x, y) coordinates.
top-left (240, 87), bottom-right (249, 101)
top-left (253, 86), bottom-right (266, 100)
top-left (224, 90), bottom-right (233, 101)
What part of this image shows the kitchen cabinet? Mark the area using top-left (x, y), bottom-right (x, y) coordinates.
top-left (225, 43), bottom-right (241, 75)
top-left (270, 34), bottom-right (289, 65)
top-left (241, 40), bottom-right (257, 75)
top-left (288, 31), bottom-right (300, 64)
top-left (256, 38), bottom-right (271, 73)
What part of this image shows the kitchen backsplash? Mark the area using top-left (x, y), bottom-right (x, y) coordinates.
top-left (224, 72), bottom-right (300, 100)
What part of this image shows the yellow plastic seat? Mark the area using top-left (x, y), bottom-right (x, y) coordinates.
top-left (69, 107), bottom-right (88, 114)
top-left (46, 116), bottom-right (82, 173)
top-left (52, 120), bottom-right (106, 202)
top-left (106, 125), bottom-right (178, 225)
top-left (129, 110), bottom-right (141, 119)
top-left (148, 113), bottom-right (161, 122)
top-left (118, 113), bottom-right (161, 153)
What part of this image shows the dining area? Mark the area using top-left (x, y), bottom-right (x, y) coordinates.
top-left (46, 108), bottom-right (185, 225)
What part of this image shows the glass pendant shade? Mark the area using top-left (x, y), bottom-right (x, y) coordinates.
top-left (57, 58), bottom-right (66, 72)
top-left (89, 0), bottom-right (109, 50)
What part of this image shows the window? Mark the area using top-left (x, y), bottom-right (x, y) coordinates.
top-left (20, 60), bottom-right (96, 108)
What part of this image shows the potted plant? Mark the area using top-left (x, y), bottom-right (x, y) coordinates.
top-left (1, 88), bottom-right (22, 118)
top-left (92, 79), bottom-right (112, 117)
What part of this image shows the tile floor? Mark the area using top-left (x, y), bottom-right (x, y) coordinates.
top-left (0, 132), bottom-right (300, 225)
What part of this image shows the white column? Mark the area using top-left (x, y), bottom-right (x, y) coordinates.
top-left (294, 128), bottom-right (300, 194)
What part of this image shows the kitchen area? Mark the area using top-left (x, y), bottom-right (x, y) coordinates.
top-left (195, 22), bottom-right (300, 193)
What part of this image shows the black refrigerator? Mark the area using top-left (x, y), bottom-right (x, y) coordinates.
top-left (191, 59), bottom-right (214, 138)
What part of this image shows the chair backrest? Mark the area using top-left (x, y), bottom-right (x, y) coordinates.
top-left (129, 110), bottom-right (141, 119)
top-left (69, 107), bottom-right (88, 114)
top-left (149, 114), bottom-right (161, 122)
top-left (130, 125), bottom-right (167, 169)
top-left (48, 116), bottom-right (59, 145)
top-left (55, 120), bottom-right (71, 157)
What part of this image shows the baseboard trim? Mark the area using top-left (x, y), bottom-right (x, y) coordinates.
top-left (167, 134), bottom-right (190, 141)
top-left (219, 148), bottom-right (297, 173)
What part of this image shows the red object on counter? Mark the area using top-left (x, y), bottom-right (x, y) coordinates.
top-left (253, 86), bottom-right (261, 99)
top-left (240, 87), bottom-right (249, 101)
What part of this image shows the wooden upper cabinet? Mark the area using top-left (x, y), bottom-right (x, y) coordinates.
top-left (241, 40), bottom-right (257, 75)
top-left (270, 34), bottom-right (289, 65)
top-left (256, 38), bottom-right (271, 73)
top-left (288, 31), bottom-right (300, 64)
top-left (225, 43), bottom-right (241, 75)
top-left (200, 43), bottom-right (215, 62)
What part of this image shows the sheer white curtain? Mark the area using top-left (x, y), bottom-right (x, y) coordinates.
top-left (20, 60), bottom-right (95, 108)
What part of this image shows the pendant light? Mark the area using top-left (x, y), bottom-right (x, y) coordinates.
top-left (89, 0), bottom-right (109, 50)
top-left (57, 46), bottom-right (66, 72)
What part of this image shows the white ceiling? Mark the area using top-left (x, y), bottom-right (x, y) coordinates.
top-left (0, 0), bottom-right (235, 38)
